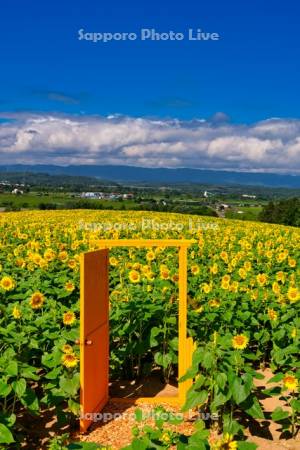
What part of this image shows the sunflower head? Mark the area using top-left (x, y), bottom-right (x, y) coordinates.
top-left (63, 311), bottom-right (76, 325)
top-left (29, 291), bottom-right (45, 309)
top-left (146, 251), bottom-right (155, 262)
top-left (191, 265), bottom-right (200, 275)
top-left (12, 306), bottom-right (21, 319)
top-left (62, 353), bottom-right (78, 368)
top-left (283, 374), bottom-right (298, 391)
top-left (0, 276), bottom-right (15, 291)
top-left (268, 308), bottom-right (278, 321)
top-left (128, 269), bottom-right (140, 283)
top-left (160, 268), bottom-right (170, 280)
top-left (65, 281), bottom-right (75, 292)
top-left (62, 344), bottom-right (73, 354)
top-left (232, 334), bottom-right (249, 350)
top-left (109, 256), bottom-right (119, 267)
top-left (287, 287), bottom-right (299, 303)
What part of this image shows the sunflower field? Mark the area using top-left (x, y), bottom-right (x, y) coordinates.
top-left (0, 210), bottom-right (299, 449)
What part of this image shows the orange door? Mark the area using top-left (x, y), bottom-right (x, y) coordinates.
top-left (80, 249), bottom-right (109, 433)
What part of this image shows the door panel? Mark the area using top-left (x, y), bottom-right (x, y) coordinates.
top-left (80, 249), bottom-right (109, 433)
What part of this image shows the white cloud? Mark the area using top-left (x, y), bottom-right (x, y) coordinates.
top-left (0, 112), bottom-right (300, 173)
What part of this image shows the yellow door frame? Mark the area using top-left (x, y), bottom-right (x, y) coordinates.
top-left (80, 239), bottom-right (195, 417)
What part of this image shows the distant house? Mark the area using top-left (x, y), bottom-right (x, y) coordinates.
top-left (122, 193), bottom-right (134, 200)
top-left (12, 188), bottom-right (24, 195)
top-left (242, 194), bottom-right (256, 199)
top-left (81, 192), bottom-right (100, 199)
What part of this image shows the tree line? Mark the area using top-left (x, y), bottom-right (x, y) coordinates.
top-left (259, 198), bottom-right (300, 227)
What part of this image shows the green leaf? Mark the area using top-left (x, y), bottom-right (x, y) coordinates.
top-left (149, 327), bottom-right (161, 347)
top-left (0, 381), bottom-right (12, 397)
top-left (0, 423), bottom-right (14, 444)
top-left (20, 388), bottom-right (39, 413)
top-left (154, 352), bottom-right (172, 369)
top-left (223, 414), bottom-right (244, 435)
top-left (169, 337), bottom-right (178, 351)
top-left (193, 375), bottom-right (205, 390)
top-left (242, 396), bottom-right (264, 420)
top-left (232, 379), bottom-right (250, 405)
top-left (68, 399), bottom-right (80, 415)
top-left (46, 367), bottom-right (62, 379)
top-left (6, 361), bottom-right (18, 377)
top-left (268, 373), bottom-right (284, 383)
top-left (189, 429), bottom-right (209, 444)
top-left (12, 378), bottom-right (26, 398)
top-left (0, 413), bottom-right (16, 429)
top-left (42, 350), bottom-right (62, 368)
top-left (134, 408), bottom-right (143, 423)
top-left (262, 386), bottom-right (281, 396)
top-left (193, 419), bottom-right (205, 431)
top-left (211, 392), bottom-right (227, 411)
top-left (290, 399), bottom-right (300, 412)
top-left (237, 442), bottom-right (258, 450)
top-left (68, 443), bottom-right (105, 449)
top-left (131, 438), bottom-right (148, 450)
top-left (202, 351), bottom-right (214, 370)
top-left (216, 373), bottom-right (227, 390)
top-left (252, 371), bottom-right (265, 380)
top-left (182, 390), bottom-right (208, 412)
top-left (271, 407), bottom-right (290, 422)
top-left (192, 348), bottom-right (205, 366)
top-left (179, 367), bottom-right (199, 382)
top-left (59, 373), bottom-right (80, 397)
top-left (20, 364), bottom-right (39, 381)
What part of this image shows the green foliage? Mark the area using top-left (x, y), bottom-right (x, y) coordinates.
top-left (259, 198), bottom-right (300, 226)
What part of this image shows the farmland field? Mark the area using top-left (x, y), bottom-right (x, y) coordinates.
top-left (0, 210), bottom-right (299, 449)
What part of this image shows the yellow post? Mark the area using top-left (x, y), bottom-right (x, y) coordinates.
top-left (178, 244), bottom-right (189, 403)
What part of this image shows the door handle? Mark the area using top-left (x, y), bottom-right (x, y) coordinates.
top-left (74, 339), bottom-right (93, 345)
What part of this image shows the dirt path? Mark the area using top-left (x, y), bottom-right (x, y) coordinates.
top-left (78, 369), bottom-right (300, 450)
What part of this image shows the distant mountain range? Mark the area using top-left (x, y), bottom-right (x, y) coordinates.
top-left (0, 164), bottom-right (300, 188)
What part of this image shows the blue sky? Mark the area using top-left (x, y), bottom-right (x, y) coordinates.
top-left (0, 0), bottom-right (300, 172)
top-left (1, 0), bottom-right (300, 122)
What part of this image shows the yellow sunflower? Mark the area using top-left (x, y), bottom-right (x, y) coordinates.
top-left (209, 299), bottom-right (220, 308)
top-left (12, 306), bottom-right (21, 319)
top-left (287, 287), bottom-right (299, 303)
top-left (0, 276), bottom-right (15, 291)
top-left (109, 256), bottom-right (119, 267)
top-left (191, 265), bottom-right (200, 275)
top-left (291, 327), bottom-right (297, 339)
top-left (160, 268), bottom-right (170, 280)
top-left (65, 281), bottom-right (75, 292)
top-left (63, 311), bottom-right (76, 325)
top-left (232, 334), bottom-right (249, 350)
top-left (288, 258), bottom-right (296, 268)
top-left (238, 268), bottom-right (247, 280)
top-left (146, 250), bottom-right (155, 262)
top-left (202, 283), bottom-right (212, 294)
top-left (68, 259), bottom-right (77, 269)
top-left (62, 344), bottom-right (73, 354)
top-left (62, 353), bottom-right (78, 368)
top-left (29, 291), bottom-right (45, 309)
top-left (210, 263), bottom-right (218, 275)
top-left (276, 271), bottom-right (286, 283)
top-left (58, 251), bottom-right (68, 262)
top-left (256, 273), bottom-right (268, 286)
top-left (268, 308), bottom-right (278, 321)
top-left (128, 270), bottom-right (140, 283)
top-left (283, 374), bottom-right (298, 391)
